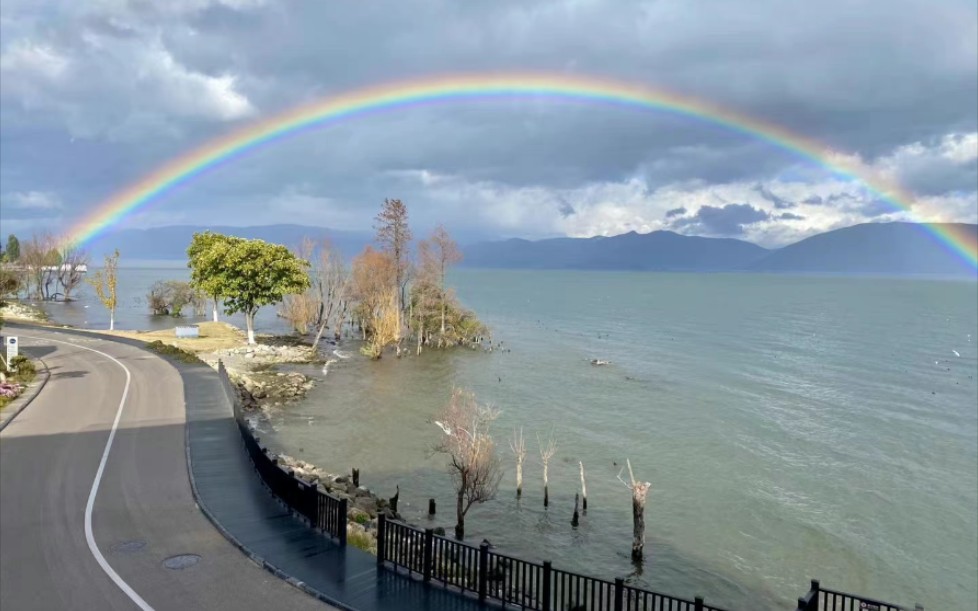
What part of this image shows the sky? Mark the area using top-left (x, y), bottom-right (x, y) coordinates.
top-left (1, 0), bottom-right (976, 248)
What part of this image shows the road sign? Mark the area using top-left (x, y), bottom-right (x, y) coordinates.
top-left (5, 336), bottom-right (18, 362)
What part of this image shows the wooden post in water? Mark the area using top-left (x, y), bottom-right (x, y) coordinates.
top-left (428, 498), bottom-right (436, 516)
top-left (352, 468), bottom-right (359, 487)
top-left (571, 493), bottom-right (580, 527)
top-left (389, 485), bottom-right (399, 513)
top-left (579, 460), bottom-right (588, 512)
top-left (617, 458), bottom-right (650, 561)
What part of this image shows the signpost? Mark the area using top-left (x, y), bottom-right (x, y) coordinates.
top-left (5, 336), bottom-right (18, 371)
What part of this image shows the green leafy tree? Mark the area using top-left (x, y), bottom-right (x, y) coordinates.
top-left (196, 236), bottom-right (310, 344)
top-left (188, 232), bottom-right (232, 322)
top-left (5, 235), bottom-right (20, 262)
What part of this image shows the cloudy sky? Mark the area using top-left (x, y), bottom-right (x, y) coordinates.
top-left (1, 0), bottom-right (976, 247)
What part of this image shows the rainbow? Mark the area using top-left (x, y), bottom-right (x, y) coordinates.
top-left (68, 72), bottom-right (977, 268)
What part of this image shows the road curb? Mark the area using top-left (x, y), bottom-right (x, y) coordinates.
top-left (0, 357), bottom-right (50, 433)
top-left (181, 403), bottom-right (358, 611)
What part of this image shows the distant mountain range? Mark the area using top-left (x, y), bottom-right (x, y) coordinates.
top-left (463, 222), bottom-right (977, 276)
top-left (87, 222), bottom-right (977, 276)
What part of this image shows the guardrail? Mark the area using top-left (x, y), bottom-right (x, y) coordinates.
top-left (216, 359), bottom-right (922, 611)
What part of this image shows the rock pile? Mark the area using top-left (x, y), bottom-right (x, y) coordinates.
top-left (276, 454), bottom-right (403, 551)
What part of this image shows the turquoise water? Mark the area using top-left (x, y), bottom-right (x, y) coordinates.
top-left (261, 271), bottom-right (977, 610)
top-left (38, 267), bottom-right (978, 609)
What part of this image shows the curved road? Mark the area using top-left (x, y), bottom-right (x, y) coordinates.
top-left (0, 327), bottom-right (329, 610)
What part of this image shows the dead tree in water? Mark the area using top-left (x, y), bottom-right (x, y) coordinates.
top-left (617, 458), bottom-right (651, 561)
top-left (509, 428), bottom-right (527, 498)
top-left (579, 461), bottom-right (588, 511)
top-left (434, 388), bottom-right (502, 540)
top-left (537, 433), bottom-right (557, 507)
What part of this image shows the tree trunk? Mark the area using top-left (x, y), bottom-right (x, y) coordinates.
top-left (455, 489), bottom-right (465, 540)
top-left (543, 463), bottom-right (550, 507)
top-left (212, 298), bottom-right (219, 322)
top-left (311, 317), bottom-right (328, 352)
top-left (245, 311), bottom-right (256, 345)
top-left (580, 461), bottom-right (588, 512)
top-left (109, 311), bottom-right (115, 331)
top-left (631, 483), bottom-right (649, 561)
top-left (516, 461), bottom-right (523, 498)
top-left (440, 299), bottom-right (446, 335)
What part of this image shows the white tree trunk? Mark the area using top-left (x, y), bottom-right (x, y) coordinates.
top-left (543, 463), bottom-right (549, 507)
top-left (109, 311), bottom-right (115, 331)
top-left (246, 312), bottom-right (256, 345)
top-left (212, 298), bottom-right (219, 322)
top-left (580, 461), bottom-right (588, 511)
top-left (516, 460), bottom-right (523, 497)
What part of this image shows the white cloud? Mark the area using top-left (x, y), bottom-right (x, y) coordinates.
top-left (4, 190), bottom-right (63, 211)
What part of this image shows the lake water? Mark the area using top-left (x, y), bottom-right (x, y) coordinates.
top-left (35, 266), bottom-right (978, 610)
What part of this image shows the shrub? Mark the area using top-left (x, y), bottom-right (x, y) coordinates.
top-left (347, 528), bottom-right (376, 553)
top-left (145, 340), bottom-right (203, 364)
top-left (353, 512), bottom-right (370, 525)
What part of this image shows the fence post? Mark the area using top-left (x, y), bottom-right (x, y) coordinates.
top-left (337, 498), bottom-right (347, 546)
top-left (423, 529), bottom-right (433, 582)
top-left (694, 596), bottom-right (704, 611)
top-left (376, 513), bottom-right (387, 566)
top-left (613, 578), bottom-right (624, 611)
top-left (542, 561), bottom-right (552, 611)
top-left (478, 542), bottom-right (489, 602)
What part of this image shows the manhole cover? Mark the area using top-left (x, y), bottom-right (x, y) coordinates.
top-left (162, 554), bottom-right (201, 570)
top-left (111, 540), bottom-right (146, 553)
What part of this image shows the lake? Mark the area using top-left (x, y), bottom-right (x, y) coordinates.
top-left (35, 266), bottom-right (978, 610)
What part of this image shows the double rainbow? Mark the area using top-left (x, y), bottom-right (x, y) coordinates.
top-left (67, 73), bottom-right (977, 268)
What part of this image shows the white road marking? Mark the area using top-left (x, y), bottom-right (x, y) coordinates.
top-left (23, 334), bottom-right (155, 611)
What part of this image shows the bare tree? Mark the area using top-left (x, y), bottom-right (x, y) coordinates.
top-left (279, 238), bottom-right (320, 335)
top-left (429, 225), bottom-right (462, 335)
top-left (509, 427), bottom-right (527, 498)
top-left (537, 432), bottom-right (558, 507)
top-left (433, 387), bottom-right (502, 540)
top-left (55, 240), bottom-right (89, 301)
top-left (310, 240), bottom-right (347, 352)
top-left (617, 458), bottom-right (651, 561)
top-left (19, 234), bottom-right (57, 300)
top-left (374, 198), bottom-right (412, 312)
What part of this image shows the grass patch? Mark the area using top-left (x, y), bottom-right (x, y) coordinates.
top-left (146, 340), bottom-right (204, 364)
top-left (347, 529), bottom-right (376, 553)
top-left (100, 321), bottom-right (247, 353)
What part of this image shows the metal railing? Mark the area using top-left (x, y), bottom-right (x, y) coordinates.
top-left (216, 360), bottom-right (922, 611)
top-left (796, 580), bottom-right (923, 611)
top-left (376, 513), bottom-right (728, 611)
top-left (219, 361), bottom-right (347, 544)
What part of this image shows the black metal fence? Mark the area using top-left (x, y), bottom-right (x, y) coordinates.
top-left (796, 580), bottom-right (923, 611)
top-left (375, 513), bottom-right (727, 611)
top-left (216, 360), bottom-right (922, 611)
top-left (220, 361), bottom-right (347, 544)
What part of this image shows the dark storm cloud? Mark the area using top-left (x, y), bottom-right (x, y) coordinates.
top-left (556, 198), bottom-right (576, 218)
top-left (665, 206), bottom-right (687, 218)
top-left (0, 0), bottom-right (975, 240)
top-left (753, 184), bottom-right (794, 209)
top-left (671, 203), bottom-right (770, 236)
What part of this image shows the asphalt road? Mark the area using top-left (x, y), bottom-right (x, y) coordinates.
top-left (0, 327), bottom-right (329, 611)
